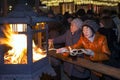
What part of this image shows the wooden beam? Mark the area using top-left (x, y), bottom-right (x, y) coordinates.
top-left (48, 50), bottom-right (120, 79)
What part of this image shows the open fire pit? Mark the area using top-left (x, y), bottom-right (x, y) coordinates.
top-left (0, 2), bottom-right (56, 80)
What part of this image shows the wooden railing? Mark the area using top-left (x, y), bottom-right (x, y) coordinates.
top-left (48, 50), bottom-right (120, 79)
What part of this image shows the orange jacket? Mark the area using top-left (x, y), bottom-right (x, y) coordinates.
top-left (70, 32), bottom-right (111, 62)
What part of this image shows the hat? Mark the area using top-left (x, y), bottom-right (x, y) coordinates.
top-left (71, 18), bottom-right (83, 29)
top-left (87, 9), bottom-right (94, 15)
top-left (82, 20), bottom-right (100, 32)
top-left (76, 9), bottom-right (86, 16)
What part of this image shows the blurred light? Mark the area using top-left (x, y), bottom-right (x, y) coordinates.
top-left (9, 5), bottom-right (13, 11)
top-left (41, 0), bottom-right (119, 6)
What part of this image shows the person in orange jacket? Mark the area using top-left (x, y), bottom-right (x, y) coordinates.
top-left (71, 20), bottom-right (111, 80)
top-left (69, 20), bottom-right (110, 61)
top-left (57, 20), bottom-right (111, 80)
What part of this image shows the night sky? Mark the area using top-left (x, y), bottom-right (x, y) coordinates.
top-left (7, 0), bottom-right (35, 6)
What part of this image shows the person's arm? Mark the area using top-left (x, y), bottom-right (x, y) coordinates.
top-left (69, 36), bottom-right (83, 49)
top-left (101, 36), bottom-right (111, 55)
top-left (53, 31), bottom-right (68, 44)
top-left (90, 36), bottom-right (111, 61)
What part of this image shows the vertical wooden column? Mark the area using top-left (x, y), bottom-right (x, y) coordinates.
top-left (75, 4), bottom-right (77, 12)
top-left (35, 0), bottom-right (40, 13)
top-left (118, 3), bottom-right (120, 14)
top-left (59, 3), bottom-right (62, 14)
top-left (0, 0), bottom-right (2, 16)
top-left (3, 0), bottom-right (8, 16)
top-left (37, 25), bottom-right (42, 47)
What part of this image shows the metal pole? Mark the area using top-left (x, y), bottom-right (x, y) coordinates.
top-left (27, 24), bottom-right (33, 64)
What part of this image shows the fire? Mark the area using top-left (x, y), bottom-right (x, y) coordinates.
top-left (0, 24), bottom-right (46, 64)
top-left (5, 34), bottom-right (27, 64)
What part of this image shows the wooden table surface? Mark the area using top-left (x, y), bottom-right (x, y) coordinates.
top-left (48, 50), bottom-right (120, 79)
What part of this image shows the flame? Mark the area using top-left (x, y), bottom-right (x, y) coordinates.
top-left (32, 42), bottom-right (46, 62)
top-left (1, 24), bottom-right (46, 64)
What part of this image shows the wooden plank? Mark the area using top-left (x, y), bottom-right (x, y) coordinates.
top-left (48, 50), bottom-right (120, 79)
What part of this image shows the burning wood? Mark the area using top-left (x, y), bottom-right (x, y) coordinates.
top-left (0, 24), bottom-right (46, 64)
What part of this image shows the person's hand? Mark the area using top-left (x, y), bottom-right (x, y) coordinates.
top-left (48, 39), bottom-right (53, 45)
top-left (81, 49), bottom-right (94, 56)
top-left (48, 39), bottom-right (54, 49)
top-left (56, 48), bottom-right (69, 53)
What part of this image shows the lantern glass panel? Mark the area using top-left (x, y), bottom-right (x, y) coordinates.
top-left (32, 22), bottom-right (47, 62)
top-left (3, 23), bottom-right (47, 64)
top-left (3, 24), bottom-right (28, 64)
top-left (9, 24), bottom-right (27, 32)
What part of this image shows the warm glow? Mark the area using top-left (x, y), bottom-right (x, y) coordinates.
top-left (32, 41), bottom-right (46, 62)
top-left (41, 0), bottom-right (119, 6)
top-left (10, 24), bottom-right (27, 32)
top-left (36, 22), bottom-right (45, 29)
top-left (6, 34), bottom-right (27, 64)
top-left (2, 24), bottom-right (46, 64)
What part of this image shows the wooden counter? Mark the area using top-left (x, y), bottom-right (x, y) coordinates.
top-left (48, 50), bottom-right (120, 79)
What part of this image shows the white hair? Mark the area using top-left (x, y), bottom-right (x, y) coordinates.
top-left (71, 18), bottom-right (83, 29)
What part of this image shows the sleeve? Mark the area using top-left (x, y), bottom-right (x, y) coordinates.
top-left (90, 53), bottom-right (110, 61)
top-left (101, 36), bottom-right (111, 56)
top-left (53, 31), bottom-right (67, 44)
top-left (90, 36), bottom-right (111, 61)
top-left (70, 36), bottom-right (83, 49)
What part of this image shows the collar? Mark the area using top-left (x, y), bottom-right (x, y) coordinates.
top-left (88, 34), bottom-right (95, 42)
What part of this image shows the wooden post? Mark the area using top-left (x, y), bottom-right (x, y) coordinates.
top-left (118, 3), bottom-right (120, 14)
top-left (35, 0), bottom-right (40, 13)
top-left (3, 0), bottom-right (8, 17)
top-left (0, 0), bottom-right (2, 16)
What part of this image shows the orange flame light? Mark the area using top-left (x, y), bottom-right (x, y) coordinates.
top-left (1, 24), bottom-right (46, 64)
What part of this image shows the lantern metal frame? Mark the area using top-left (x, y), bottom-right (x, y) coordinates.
top-left (0, 17), bottom-right (56, 80)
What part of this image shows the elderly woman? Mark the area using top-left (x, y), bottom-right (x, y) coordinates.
top-left (64, 20), bottom-right (111, 80)
top-left (68, 20), bottom-right (111, 62)
top-left (49, 18), bottom-right (91, 80)
top-left (49, 18), bottom-right (83, 46)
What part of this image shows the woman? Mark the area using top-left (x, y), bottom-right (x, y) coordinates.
top-left (66, 20), bottom-right (111, 80)
top-left (49, 18), bottom-right (91, 80)
top-left (49, 18), bottom-right (83, 46)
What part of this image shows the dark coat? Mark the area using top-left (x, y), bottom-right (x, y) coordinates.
top-left (53, 29), bottom-right (81, 46)
top-left (53, 29), bottom-right (90, 78)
